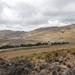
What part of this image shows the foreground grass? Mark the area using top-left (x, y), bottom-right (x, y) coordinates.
top-left (0, 48), bottom-right (75, 75)
top-left (12, 48), bottom-right (75, 63)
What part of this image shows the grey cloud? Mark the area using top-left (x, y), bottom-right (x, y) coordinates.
top-left (14, 3), bottom-right (37, 18)
top-left (52, 0), bottom-right (75, 9)
top-left (0, 20), bottom-right (20, 24)
top-left (25, 18), bottom-right (48, 25)
top-left (42, 0), bottom-right (75, 24)
top-left (0, 0), bottom-right (75, 31)
top-left (0, 0), bottom-right (4, 13)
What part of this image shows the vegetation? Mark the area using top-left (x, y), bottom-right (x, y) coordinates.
top-left (0, 42), bottom-right (48, 49)
top-left (11, 48), bottom-right (75, 64)
top-left (50, 41), bottom-right (69, 45)
top-left (0, 41), bottom-right (69, 49)
top-left (0, 48), bottom-right (75, 75)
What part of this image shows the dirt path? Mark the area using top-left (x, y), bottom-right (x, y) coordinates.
top-left (0, 44), bottom-right (75, 60)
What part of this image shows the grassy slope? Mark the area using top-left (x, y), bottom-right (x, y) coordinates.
top-left (27, 29), bottom-right (75, 42)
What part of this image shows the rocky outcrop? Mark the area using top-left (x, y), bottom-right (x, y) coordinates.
top-left (0, 50), bottom-right (75, 75)
top-left (0, 57), bottom-right (75, 75)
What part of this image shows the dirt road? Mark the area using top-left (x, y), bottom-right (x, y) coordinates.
top-left (0, 44), bottom-right (75, 60)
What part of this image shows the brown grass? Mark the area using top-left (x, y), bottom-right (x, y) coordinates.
top-left (0, 44), bottom-right (75, 60)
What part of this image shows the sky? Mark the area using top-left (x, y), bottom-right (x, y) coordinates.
top-left (0, 0), bottom-right (75, 31)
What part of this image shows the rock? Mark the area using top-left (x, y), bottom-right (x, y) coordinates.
top-left (38, 69), bottom-right (47, 75)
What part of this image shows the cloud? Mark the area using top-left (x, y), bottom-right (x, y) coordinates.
top-left (0, 0), bottom-right (75, 31)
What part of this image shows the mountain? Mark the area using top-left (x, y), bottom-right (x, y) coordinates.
top-left (0, 30), bottom-right (27, 39)
top-left (0, 24), bottom-right (75, 46)
top-left (26, 24), bottom-right (75, 42)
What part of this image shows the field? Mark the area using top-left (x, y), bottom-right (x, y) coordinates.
top-left (0, 42), bottom-right (75, 75)
top-left (0, 43), bottom-right (75, 60)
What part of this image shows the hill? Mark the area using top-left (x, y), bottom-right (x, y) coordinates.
top-left (0, 24), bottom-right (75, 46)
top-left (26, 24), bottom-right (75, 42)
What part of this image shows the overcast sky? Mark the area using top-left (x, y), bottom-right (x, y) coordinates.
top-left (0, 0), bottom-right (75, 31)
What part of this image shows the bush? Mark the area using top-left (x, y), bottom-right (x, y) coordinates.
top-left (0, 42), bottom-right (48, 49)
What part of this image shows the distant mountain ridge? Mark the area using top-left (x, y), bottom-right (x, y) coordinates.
top-left (0, 30), bottom-right (27, 39)
top-left (32, 24), bottom-right (75, 32)
top-left (0, 24), bottom-right (75, 46)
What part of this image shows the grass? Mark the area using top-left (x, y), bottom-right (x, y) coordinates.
top-left (12, 48), bottom-right (75, 63)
